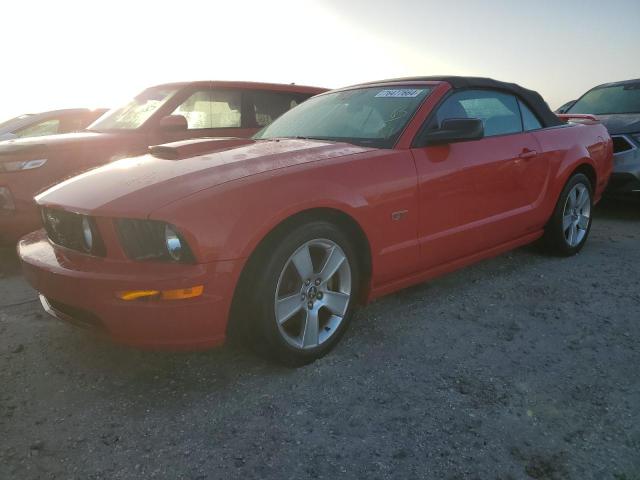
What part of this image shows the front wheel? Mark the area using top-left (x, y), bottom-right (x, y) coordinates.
top-left (246, 221), bottom-right (360, 366)
top-left (542, 173), bottom-right (593, 256)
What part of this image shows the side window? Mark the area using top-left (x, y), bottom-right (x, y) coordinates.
top-left (518, 99), bottom-right (542, 131)
top-left (60, 115), bottom-right (88, 133)
top-left (15, 119), bottom-right (60, 138)
top-left (434, 90), bottom-right (523, 137)
top-left (248, 91), bottom-right (308, 127)
top-left (172, 90), bottom-right (242, 129)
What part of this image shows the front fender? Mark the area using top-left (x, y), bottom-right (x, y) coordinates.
top-left (150, 165), bottom-right (372, 264)
top-left (149, 149), bottom-right (421, 288)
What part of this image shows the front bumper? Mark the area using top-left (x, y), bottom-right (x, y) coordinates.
top-left (607, 136), bottom-right (640, 194)
top-left (18, 230), bottom-right (245, 350)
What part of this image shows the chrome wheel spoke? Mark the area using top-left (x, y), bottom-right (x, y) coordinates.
top-left (567, 224), bottom-right (576, 245)
top-left (322, 290), bottom-right (350, 316)
top-left (291, 245), bottom-right (314, 281)
top-left (563, 215), bottom-right (573, 232)
top-left (578, 214), bottom-right (589, 229)
top-left (319, 246), bottom-right (346, 281)
top-left (276, 293), bottom-right (302, 325)
top-left (577, 187), bottom-right (589, 209)
top-left (301, 308), bottom-right (320, 348)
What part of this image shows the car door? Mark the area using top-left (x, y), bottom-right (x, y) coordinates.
top-left (157, 87), bottom-right (254, 143)
top-left (516, 98), bottom-right (551, 206)
top-left (410, 89), bottom-right (544, 269)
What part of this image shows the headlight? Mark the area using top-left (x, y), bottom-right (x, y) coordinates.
top-left (0, 158), bottom-right (47, 172)
top-left (115, 218), bottom-right (194, 263)
top-left (81, 216), bottom-right (93, 252)
top-left (164, 224), bottom-right (183, 261)
top-left (0, 187), bottom-right (15, 212)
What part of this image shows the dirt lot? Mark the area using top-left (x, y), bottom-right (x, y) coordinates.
top-left (1, 199), bottom-right (639, 480)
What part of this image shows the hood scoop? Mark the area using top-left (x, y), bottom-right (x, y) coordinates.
top-left (149, 137), bottom-right (255, 160)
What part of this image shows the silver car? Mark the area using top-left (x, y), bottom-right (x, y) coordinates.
top-left (566, 79), bottom-right (640, 195)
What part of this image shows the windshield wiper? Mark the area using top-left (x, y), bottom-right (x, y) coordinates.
top-left (284, 136), bottom-right (331, 141)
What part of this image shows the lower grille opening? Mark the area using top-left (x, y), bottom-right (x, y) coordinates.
top-left (612, 135), bottom-right (634, 154)
top-left (46, 297), bottom-right (105, 331)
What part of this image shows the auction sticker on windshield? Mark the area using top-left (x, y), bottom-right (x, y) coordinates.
top-left (375, 89), bottom-right (424, 98)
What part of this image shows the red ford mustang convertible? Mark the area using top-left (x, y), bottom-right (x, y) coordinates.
top-left (19, 77), bottom-right (613, 365)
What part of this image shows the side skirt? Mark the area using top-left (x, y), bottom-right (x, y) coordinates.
top-left (368, 230), bottom-right (544, 301)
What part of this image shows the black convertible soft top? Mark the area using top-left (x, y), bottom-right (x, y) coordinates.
top-left (360, 76), bottom-right (563, 128)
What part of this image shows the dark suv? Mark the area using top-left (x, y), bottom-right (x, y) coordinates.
top-left (566, 79), bottom-right (640, 195)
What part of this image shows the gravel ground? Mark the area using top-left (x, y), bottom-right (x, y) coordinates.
top-left (1, 199), bottom-right (639, 480)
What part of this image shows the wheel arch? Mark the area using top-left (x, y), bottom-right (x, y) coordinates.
top-left (543, 157), bottom-right (597, 229)
top-left (549, 151), bottom-right (597, 203)
top-left (226, 207), bottom-right (373, 337)
top-left (570, 162), bottom-right (597, 191)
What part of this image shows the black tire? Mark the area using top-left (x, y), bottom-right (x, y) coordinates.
top-left (241, 220), bottom-right (360, 366)
top-left (542, 173), bottom-right (593, 256)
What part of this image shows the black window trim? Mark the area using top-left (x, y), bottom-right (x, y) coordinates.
top-left (411, 87), bottom-right (552, 147)
top-left (516, 97), bottom-right (544, 132)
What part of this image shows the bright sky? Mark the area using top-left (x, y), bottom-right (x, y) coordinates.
top-left (1, 0), bottom-right (638, 120)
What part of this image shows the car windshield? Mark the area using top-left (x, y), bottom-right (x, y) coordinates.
top-left (253, 86), bottom-right (433, 148)
top-left (88, 87), bottom-right (178, 131)
top-left (568, 82), bottom-right (640, 115)
top-left (0, 114), bottom-right (32, 130)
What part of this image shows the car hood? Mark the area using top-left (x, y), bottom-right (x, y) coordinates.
top-left (0, 131), bottom-right (136, 157)
top-left (597, 114), bottom-right (640, 135)
top-left (36, 138), bottom-right (373, 217)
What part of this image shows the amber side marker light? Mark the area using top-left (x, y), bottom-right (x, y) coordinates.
top-left (117, 286), bottom-right (204, 301)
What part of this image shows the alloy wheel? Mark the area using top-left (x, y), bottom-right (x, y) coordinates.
top-left (562, 183), bottom-right (591, 247)
top-left (274, 239), bottom-right (352, 350)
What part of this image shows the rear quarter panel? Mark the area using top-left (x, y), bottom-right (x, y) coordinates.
top-left (530, 122), bottom-right (612, 228)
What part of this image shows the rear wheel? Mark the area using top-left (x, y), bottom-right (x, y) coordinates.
top-left (245, 221), bottom-right (360, 366)
top-left (542, 173), bottom-right (593, 256)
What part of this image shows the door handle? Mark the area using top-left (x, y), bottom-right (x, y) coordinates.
top-left (519, 149), bottom-right (538, 160)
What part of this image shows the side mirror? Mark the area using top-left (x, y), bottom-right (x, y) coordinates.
top-left (159, 115), bottom-right (188, 132)
top-left (424, 118), bottom-right (484, 145)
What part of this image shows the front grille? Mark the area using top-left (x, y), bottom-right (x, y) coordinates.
top-left (41, 207), bottom-right (105, 256)
top-left (612, 135), bottom-right (634, 154)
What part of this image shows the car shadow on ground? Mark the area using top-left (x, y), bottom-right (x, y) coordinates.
top-left (27, 323), bottom-right (295, 404)
top-left (0, 245), bottom-right (21, 277)
top-left (595, 196), bottom-right (640, 221)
